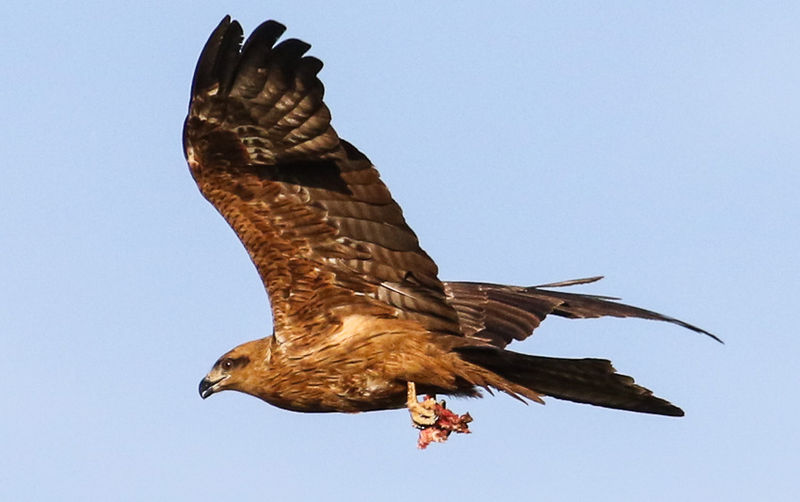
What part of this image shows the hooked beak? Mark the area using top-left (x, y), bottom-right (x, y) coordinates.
top-left (198, 375), bottom-right (227, 399)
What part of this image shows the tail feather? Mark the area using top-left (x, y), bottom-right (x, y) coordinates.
top-left (455, 346), bottom-right (684, 417)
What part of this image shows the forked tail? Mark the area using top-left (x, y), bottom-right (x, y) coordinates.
top-left (455, 346), bottom-right (684, 416)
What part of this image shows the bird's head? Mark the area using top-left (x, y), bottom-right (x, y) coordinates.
top-left (198, 338), bottom-right (270, 399)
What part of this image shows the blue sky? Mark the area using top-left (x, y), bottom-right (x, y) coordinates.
top-left (2, 2), bottom-right (798, 501)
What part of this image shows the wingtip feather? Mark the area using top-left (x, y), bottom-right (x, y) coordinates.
top-left (191, 16), bottom-right (243, 97)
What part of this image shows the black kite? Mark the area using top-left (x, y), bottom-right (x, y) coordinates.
top-left (186, 17), bottom-right (719, 448)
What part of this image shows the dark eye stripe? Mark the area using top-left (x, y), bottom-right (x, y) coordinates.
top-left (221, 356), bottom-right (251, 369)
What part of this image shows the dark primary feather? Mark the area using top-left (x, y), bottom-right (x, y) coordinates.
top-left (445, 279), bottom-right (721, 347)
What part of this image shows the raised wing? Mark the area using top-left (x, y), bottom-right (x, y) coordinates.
top-left (183, 17), bottom-right (462, 344)
top-left (444, 278), bottom-right (721, 347)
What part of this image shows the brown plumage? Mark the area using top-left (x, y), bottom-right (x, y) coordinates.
top-left (187, 17), bottom-right (719, 441)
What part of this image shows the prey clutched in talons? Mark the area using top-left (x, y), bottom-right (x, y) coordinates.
top-left (406, 382), bottom-right (473, 449)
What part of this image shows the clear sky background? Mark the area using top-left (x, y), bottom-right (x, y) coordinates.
top-left (3, 2), bottom-right (798, 501)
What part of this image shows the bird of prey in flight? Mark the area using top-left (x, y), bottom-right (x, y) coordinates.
top-left (186, 16), bottom-right (719, 448)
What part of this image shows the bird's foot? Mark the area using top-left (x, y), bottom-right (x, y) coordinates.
top-left (407, 382), bottom-right (472, 449)
top-left (407, 382), bottom-right (438, 428)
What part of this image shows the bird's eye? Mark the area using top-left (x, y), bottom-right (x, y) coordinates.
top-left (222, 359), bottom-right (234, 370)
